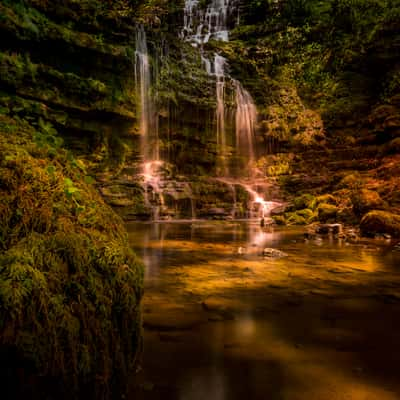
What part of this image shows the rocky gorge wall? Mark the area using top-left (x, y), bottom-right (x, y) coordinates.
top-left (0, 1), bottom-right (150, 398)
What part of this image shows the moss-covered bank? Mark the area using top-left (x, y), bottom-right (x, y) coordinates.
top-left (0, 114), bottom-right (144, 398)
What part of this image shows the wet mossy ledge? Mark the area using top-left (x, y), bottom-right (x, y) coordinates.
top-left (0, 115), bottom-right (144, 399)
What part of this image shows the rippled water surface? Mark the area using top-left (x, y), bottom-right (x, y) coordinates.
top-left (127, 221), bottom-right (400, 400)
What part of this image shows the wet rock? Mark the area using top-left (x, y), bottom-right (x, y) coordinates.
top-left (262, 248), bottom-right (288, 258)
top-left (316, 223), bottom-right (343, 235)
top-left (360, 210), bottom-right (400, 237)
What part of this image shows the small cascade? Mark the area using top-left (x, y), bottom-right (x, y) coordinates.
top-left (182, 0), bottom-right (235, 177)
top-left (233, 79), bottom-right (258, 170)
top-left (241, 184), bottom-right (281, 220)
top-left (182, 0), bottom-right (238, 45)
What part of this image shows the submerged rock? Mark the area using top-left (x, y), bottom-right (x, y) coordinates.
top-left (262, 248), bottom-right (288, 258)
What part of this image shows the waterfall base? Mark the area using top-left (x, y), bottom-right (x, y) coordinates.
top-left (102, 165), bottom-right (283, 222)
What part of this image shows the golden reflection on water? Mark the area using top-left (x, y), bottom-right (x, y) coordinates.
top-left (127, 221), bottom-right (400, 400)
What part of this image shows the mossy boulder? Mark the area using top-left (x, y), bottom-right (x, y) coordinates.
top-left (316, 194), bottom-right (337, 206)
top-left (0, 115), bottom-right (143, 398)
top-left (292, 193), bottom-right (316, 211)
top-left (360, 210), bottom-right (400, 237)
top-left (285, 211), bottom-right (307, 225)
top-left (352, 189), bottom-right (385, 216)
top-left (317, 203), bottom-right (338, 222)
top-left (297, 208), bottom-right (317, 222)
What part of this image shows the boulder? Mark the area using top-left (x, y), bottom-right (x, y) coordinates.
top-left (292, 194), bottom-right (316, 210)
top-left (360, 210), bottom-right (400, 237)
top-left (317, 203), bottom-right (338, 222)
top-left (352, 189), bottom-right (385, 216)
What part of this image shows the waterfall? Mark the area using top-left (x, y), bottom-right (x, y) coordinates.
top-left (181, 0), bottom-right (281, 219)
top-left (182, 0), bottom-right (258, 177)
top-left (135, 25), bottom-right (163, 219)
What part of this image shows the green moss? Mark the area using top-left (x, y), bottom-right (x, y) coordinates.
top-left (297, 208), bottom-right (317, 223)
top-left (360, 210), bottom-right (400, 237)
top-left (292, 193), bottom-right (316, 210)
top-left (0, 1), bottom-right (132, 57)
top-left (0, 51), bottom-right (136, 117)
top-left (317, 203), bottom-right (338, 222)
top-left (0, 115), bottom-right (143, 397)
top-left (352, 189), bottom-right (385, 216)
top-left (285, 212), bottom-right (307, 225)
top-left (316, 194), bottom-right (337, 206)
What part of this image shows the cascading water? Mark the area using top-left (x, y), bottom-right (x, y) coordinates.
top-left (135, 26), bottom-right (158, 162)
top-left (182, 0), bottom-right (237, 45)
top-left (182, 0), bottom-right (279, 219)
top-left (135, 26), bottom-right (199, 220)
top-left (135, 25), bottom-right (164, 219)
top-left (215, 54), bottom-right (228, 175)
top-left (233, 79), bottom-right (257, 169)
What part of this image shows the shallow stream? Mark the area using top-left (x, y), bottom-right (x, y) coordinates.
top-left (127, 221), bottom-right (400, 400)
